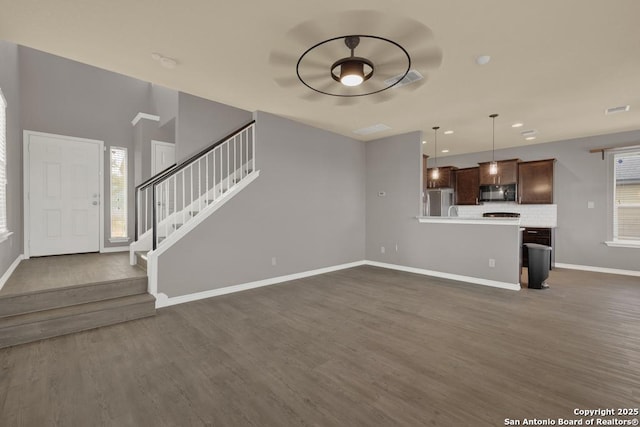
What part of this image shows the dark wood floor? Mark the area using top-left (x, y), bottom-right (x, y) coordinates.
top-left (1, 266), bottom-right (638, 426)
top-left (0, 252), bottom-right (145, 296)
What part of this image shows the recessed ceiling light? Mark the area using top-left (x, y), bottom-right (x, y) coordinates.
top-left (443, 130), bottom-right (454, 135)
top-left (442, 149), bottom-right (450, 153)
top-left (525, 136), bottom-right (536, 141)
top-left (422, 140), bottom-right (426, 144)
top-left (151, 52), bottom-right (178, 69)
top-left (475, 55), bottom-right (491, 65)
top-left (512, 123), bottom-right (524, 128)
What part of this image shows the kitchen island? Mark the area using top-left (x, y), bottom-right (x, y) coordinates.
top-left (367, 215), bottom-right (522, 291)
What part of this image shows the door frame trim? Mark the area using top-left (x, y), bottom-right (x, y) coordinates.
top-left (23, 130), bottom-right (105, 259)
top-left (150, 140), bottom-right (175, 176)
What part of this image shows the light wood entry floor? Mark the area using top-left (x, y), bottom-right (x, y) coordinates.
top-left (1, 266), bottom-right (638, 426)
top-left (0, 252), bottom-right (145, 296)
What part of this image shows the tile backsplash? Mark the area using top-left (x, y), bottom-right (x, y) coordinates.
top-left (456, 203), bottom-right (557, 228)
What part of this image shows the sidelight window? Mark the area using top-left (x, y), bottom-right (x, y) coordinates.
top-left (110, 147), bottom-right (128, 241)
top-left (612, 151), bottom-right (640, 244)
top-left (0, 88), bottom-right (7, 238)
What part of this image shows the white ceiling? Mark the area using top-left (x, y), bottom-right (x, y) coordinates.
top-left (1, 0), bottom-right (639, 156)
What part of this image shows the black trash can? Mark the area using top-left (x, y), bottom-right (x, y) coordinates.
top-left (524, 243), bottom-right (552, 289)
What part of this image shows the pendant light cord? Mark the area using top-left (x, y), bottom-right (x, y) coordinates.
top-left (490, 114), bottom-right (498, 162)
top-left (432, 126), bottom-right (440, 168)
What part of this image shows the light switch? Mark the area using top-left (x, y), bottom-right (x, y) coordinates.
top-left (378, 191), bottom-right (386, 197)
top-left (587, 201), bottom-right (594, 209)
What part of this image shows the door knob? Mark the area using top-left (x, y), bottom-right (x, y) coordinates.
top-left (92, 201), bottom-right (98, 205)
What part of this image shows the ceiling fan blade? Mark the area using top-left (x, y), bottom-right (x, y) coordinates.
top-left (388, 21), bottom-right (435, 51)
top-left (370, 90), bottom-right (395, 104)
top-left (274, 76), bottom-right (301, 88)
top-left (269, 50), bottom-right (328, 70)
top-left (396, 77), bottom-right (427, 92)
top-left (337, 10), bottom-right (386, 35)
top-left (410, 46), bottom-right (444, 70)
top-left (286, 21), bottom-right (338, 62)
top-left (300, 81), bottom-right (335, 101)
top-left (297, 71), bottom-right (330, 83)
top-left (334, 97), bottom-right (359, 107)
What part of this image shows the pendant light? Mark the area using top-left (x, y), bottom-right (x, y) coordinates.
top-left (489, 114), bottom-right (498, 175)
top-left (431, 126), bottom-right (440, 180)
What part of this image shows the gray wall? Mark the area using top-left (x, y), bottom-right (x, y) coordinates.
top-left (366, 132), bottom-right (520, 285)
top-left (157, 111), bottom-right (366, 297)
top-left (0, 41), bottom-right (22, 273)
top-left (133, 118), bottom-right (175, 186)
top-left (150, 84), bottom-right (178, 128)
top-left (18, 46), bottom-right (151, 248)
top-left (426, 130), bottom-right (640, 271)
top-left (176, 92), bottom-right (252, 162)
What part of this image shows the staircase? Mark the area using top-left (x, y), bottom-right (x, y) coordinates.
top-left (130, 121), bottom-right (259, 302)
top-left (0, 274), bottom-right (155, 349)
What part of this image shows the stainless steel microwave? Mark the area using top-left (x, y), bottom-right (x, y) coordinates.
top-left (479, 184), bottom-right (517, 202)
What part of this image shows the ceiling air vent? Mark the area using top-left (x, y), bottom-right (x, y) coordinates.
top-left (605, 105), bottom-right (630, 115)
top-left (384, 70), bottom-right (424, 88)
top-left (520, 129), bottom-right (538, 137)
top-left (353, 123), bottom-right (391, 136)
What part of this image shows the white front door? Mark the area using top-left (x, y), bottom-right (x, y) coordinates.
top-left (151, 140), bottom-right (175, 176)
top-left (26, 132), bottom-right (102, 257)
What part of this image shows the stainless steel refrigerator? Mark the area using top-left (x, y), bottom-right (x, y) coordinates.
top-left (423, 189), bottom-right (454, 216)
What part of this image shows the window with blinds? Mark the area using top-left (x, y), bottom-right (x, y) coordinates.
top-left (0, 88), bottom-right (7, 236)
top-left (110, 147), bottom-right (128, 240)
top-left (613, 151), bottom-right (640, 241)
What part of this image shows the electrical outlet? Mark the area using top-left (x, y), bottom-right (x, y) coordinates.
top-left (271, 257), bottom-right (277, 266)
top-left (489, 259), bottom-right (496, 268)
top-left (587, 201), bottom-right (595, 209)
top-left (381, 246), bottom-right (385, 254)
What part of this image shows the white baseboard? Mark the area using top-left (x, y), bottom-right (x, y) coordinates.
top-left (101, 246), bottom-right (130, 253)
top-left (0, 254), bottom-right (24, 291)
top-left (155, 260), bottom-right (367, 308)
top-left (154, 258), bottom-right (522, 308)
top-left (554, 262), bottom-right (640, 277)
top-left (364, 260), bottom-right (521, 291)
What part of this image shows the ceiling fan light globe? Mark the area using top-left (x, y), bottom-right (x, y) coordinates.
top-left (339, 60), bottom-right (365, 87)
top-left (341, 73), bottom-right (364, 86)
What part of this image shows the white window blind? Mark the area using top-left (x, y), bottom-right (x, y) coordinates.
top-left (110, 147), bottom-right (128, 239)
top-left (0, 88), bottom-right (7, 235)
top-left (613, 151), bottom-right (640, 241)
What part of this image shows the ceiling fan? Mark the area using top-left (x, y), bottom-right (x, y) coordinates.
top-left (269, 10), bottom-right (443, 106)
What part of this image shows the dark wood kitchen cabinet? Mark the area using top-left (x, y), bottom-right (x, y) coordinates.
top-left (454, 167), bottom-right (480, 205)
top-left (518, 159), bottom-right (555, 204)
top-left (478, 159), bottom-right (519, 185)
top-left (426, 166), bottom-right (457, 189)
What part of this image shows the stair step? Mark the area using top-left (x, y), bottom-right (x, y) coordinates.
top-left (0, 277), bottom-right (148, 318)
top-left (0, 293), bottom-right (156, 349)
top-left (135, 251), bottom-right (148, 272)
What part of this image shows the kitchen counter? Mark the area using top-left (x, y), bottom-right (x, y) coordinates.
top-left (417, 216), bottom-right (521, 226)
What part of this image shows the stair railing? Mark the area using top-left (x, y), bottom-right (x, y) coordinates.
top-left (134, 121), bottom-right (255, 250)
